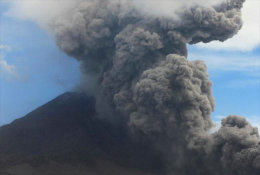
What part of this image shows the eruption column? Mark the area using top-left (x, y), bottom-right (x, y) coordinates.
top-left (50, 0), bottom-right (259, 174)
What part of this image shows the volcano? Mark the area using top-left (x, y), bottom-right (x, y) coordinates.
top-left (0, 92), bottom-right (164, 175)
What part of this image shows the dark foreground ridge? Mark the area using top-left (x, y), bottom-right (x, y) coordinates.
top-left (0, 92), bottom-right (164, 175)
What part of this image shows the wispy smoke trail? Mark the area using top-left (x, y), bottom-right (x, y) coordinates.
top-left (11, 0), bottom-right (260, 174)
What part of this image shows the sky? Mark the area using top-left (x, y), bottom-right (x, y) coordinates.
top-left (0, 0), bottom-right (259, 128)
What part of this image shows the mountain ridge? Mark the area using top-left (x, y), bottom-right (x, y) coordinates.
top-left (0, 92), bottom-right (164, 175)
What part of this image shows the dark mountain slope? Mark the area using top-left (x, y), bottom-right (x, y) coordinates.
top-left (0, 92), bottom-right (164, 175)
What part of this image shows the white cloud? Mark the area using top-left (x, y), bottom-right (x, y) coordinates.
top-left (247, 116), bottom-right (260, 130)
top-left (208, 122), bottom-right (221, 133)
top-left (5, 0), bottom-right (228, 27)
top-left (5, 0), bottom-right (259, 51)
top-left (0, 45), bottom-right (19, 80)
top-left (133, 0), bottom-right (225, 17)
top-left (196, 0), bottom-right (260, 51)
top-left (225, 78), bottom-right (260, 88)
top-left (188, 53), bottom-right (260, 72)
top-left (0, 57), bottom-right (19, 80)
top-left (4, 0), bottom-right (80, 29)
top-left (214, 115), bottom-right (226, 120)
top-left (0, 45), bottom-right (11, 51)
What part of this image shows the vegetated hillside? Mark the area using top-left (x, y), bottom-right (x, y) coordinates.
top-left (0, 92), bottom-right (164, 175)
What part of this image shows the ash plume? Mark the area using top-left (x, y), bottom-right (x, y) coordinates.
top-left (44, 0), bottom-right (259, 174)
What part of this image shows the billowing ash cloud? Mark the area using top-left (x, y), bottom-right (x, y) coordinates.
top-left (41, 0), bottom-right (259, 174)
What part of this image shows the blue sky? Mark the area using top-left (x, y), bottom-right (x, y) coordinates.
top-left (0, 2), bottom-right (80, 124)
top-left (0, 0), bottom-right (259, 128)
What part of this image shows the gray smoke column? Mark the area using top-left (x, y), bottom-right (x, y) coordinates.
top-left (50, 0), bottom-right (259, 174)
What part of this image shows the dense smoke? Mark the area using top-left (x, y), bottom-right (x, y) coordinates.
top-left (46, 0), bottom-right (260, 174)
